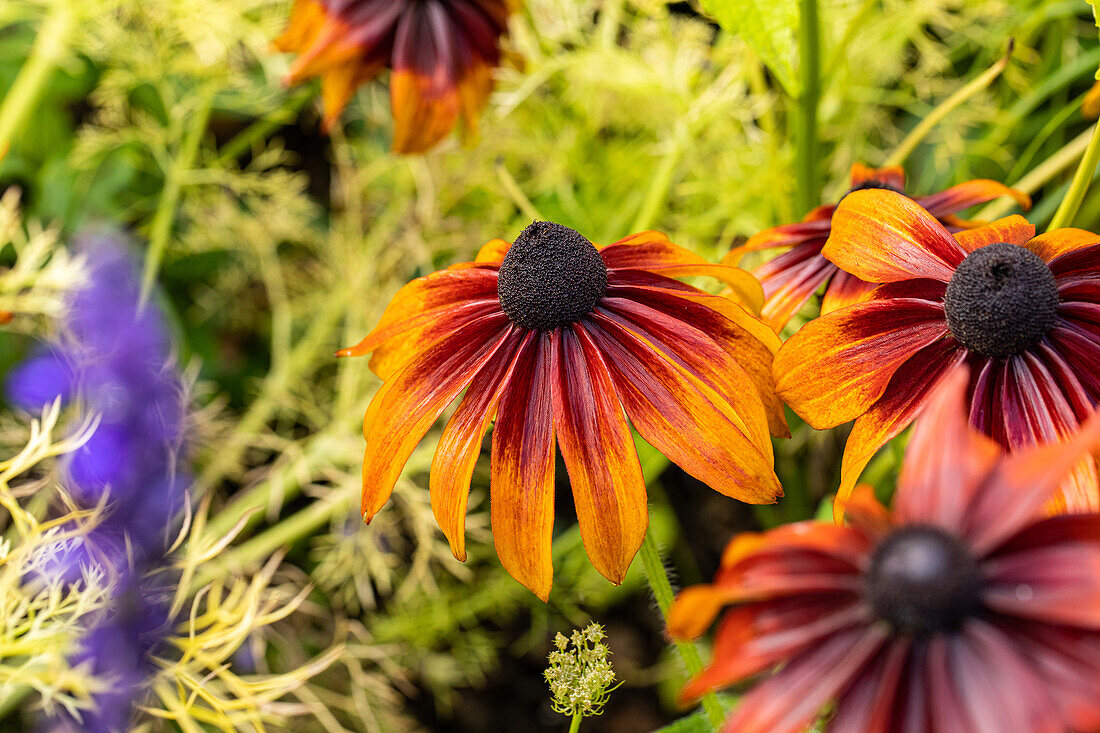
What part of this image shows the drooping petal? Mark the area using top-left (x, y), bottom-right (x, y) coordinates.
top-left (721, 626), bottom-right (888, 733)
top-left (953, 215), bottom-right (1034, 253)
top-left (583, 316), bottom-right (782, 504)
top-left (824, 190), bottom-right (965, 282)
top-left (773, 300), bottom-right (950, 430)
top-left (490, 331), bottom-right (557, 600)
top-left (551, 326), bottom-right (647, 585)
top-left (892, 365), bottom-right (1001, 531)
top-left (726, 219), bottom-right (832, 259)
top-left (360, 312), bottom-right (512, 522)
top-left (430, 328), bottom-right (530, 561)
top-left (601, 231), bottom-right (764, 312)
top-left (752, 243), bottom-right (835, 331)
top-left (820, 270), bottom-right (878, 316)
top-left (835, 338), bottom-right (966, 522)
top-left (1026, 229), bottom-right (1100, 263)
top-left (850, 163), bottom-right (905, 190)
top-left (337, 265), bottom-right (500, 378)
top-left (915, 180), bottom-right (1031, 219)
top-left (390, 2), bottom-right (462, 154)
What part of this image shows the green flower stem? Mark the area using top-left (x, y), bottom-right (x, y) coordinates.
top-left (883, 44), bottom-right (1013, 168)
top-left (140, 93), bottom-right (214, 307)
top-left (0, 1), bottom-right (76, 155)
top-left (568, 712), bottom-right (583, 733)
top-left (1048, 120), bottom-right (1100, 230)
top-left (638, 530), bottom-right (725, 731)
top-left (795, 0), bottom-right (821, 215)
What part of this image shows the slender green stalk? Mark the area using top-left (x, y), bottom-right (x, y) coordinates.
top-left (883, 43), bottom-right (1013, 168)
top-left (140, 94), bottom-right (214, 307)
top-left (567, 712), bottom-right (583, 733)
top-left (638, 530), bottom-right (725, 731)
top-left (0, 1), bottom-right (76, 154)
top-left (1049, 121), bottom-right (1100, 230)
top-left (795, 0), bottom-right (821, 215)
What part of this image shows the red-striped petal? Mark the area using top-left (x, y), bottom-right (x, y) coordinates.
top-left (915, 180), bottom-right (1031, 219)
top-left (753, 243), bottom-right (835, 331)
top-left (821, 270), bottom-right (878, 316)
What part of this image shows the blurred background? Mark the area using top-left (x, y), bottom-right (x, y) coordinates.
top-left (0, 0), bottom-right (1096, 730)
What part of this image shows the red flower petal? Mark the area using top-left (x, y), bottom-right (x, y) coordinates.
top-left (551, 326), bottom-right (648, 585)
top-left (360, 312), bottom-right (513, 522)
top-left (430, 328), bottom-right (531, 561)
top-left (828, 640), bottom-right (911, 733)
top-left (727, 219), bottom-right (832, 258)
top-left (753, 244), bottom-right (835, 332)
top-left (984, 543), bottom-right (1100, 627)
top-left (1003, 620), bottom-right (1100, 731)
top-left (821, 270), bottom-right (878, 316)
top-left (490, 332), bottom-right (557, 601)
top-left (824, 190), bottom-right (964, 283)
top-left (773, 299), bottom-right (949, 431)
top-left (1027, 229), bottom-right (1100, 263)
top-left (1047, 242), bottom-right (1100, 280)
top-left (915, 180), bottom-right (1031, 219)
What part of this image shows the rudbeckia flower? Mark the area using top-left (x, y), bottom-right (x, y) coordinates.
top-left (668, 368), bottom-right (1100, 733)
top-left (773, 190), bottom-right (1100, 517)
top-left (724, 164), bottom-right (1030, 331)
top-left (274, 0), bottom-right (515, 153)
top-left (340, 221), bottom-right (787, 599)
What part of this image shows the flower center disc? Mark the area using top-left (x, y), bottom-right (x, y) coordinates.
top-left (944, 243), bottom-right (1059, 359)
top-left (865, 526), bottom-right (982, 635)
top-left (497, 221), bottom-right (608, 331)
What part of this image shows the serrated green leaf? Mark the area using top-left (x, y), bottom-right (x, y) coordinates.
top-left (699, 0), bottom-right (799, 94)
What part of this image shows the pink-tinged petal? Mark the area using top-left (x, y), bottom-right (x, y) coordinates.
top-left (1001, 620), bottom-right (1100, 731)
top-left (836, 339), bottom-right (966, 523)
top-left (947, 620), bottom-right (1062, 733)
top-left (952, 215), bottom-right (1034, 253)
top-left (1027, 229), bottom-right (1100, 263)
top-left (361, 313), bottom-right (513, 522)
top-left (827, 640), bottom-right (911, 733)
top-left (753, 244), bottom-right (836, 332)
top-left (850, 163), bottom-right (906, 190)
top-left (490, 332), bottom-right (557, 601)
top-left (721, 626), bottom-right (888, 733)
top-left (681, 599), bottom-right (869, 701)
top-left (983, 543), bottom-right (1100, 627)
top-left (820, 271), bottom-right (878, 316)
top-left (599, 231), bottom-right (765, 311)
top-left (915, 180), bottom-right (1032, 219)
top-left (337, 266), bottom-right (500, 378)
top-left (924, 637), bottom-right (973, 733)
top-left (726, 221), bottom-right (831, 259)
top-left (551, 326), bottom-right (647, 585)
top-left (600, 282), bottom-right (788, 438)
top-left (893, 365), bottom-right (1001, 530)
top-left (824, 190), bottom-right (964, 283)
top-left (774, 300), bottom-right (950, 431)
top-left (583, 316), bottom-right (782, 504)
top-left (430, 328), bottom-right (530, 561)
top-left (964, 407), bottom-right (1100, 554)
top-left (474, 237), bottom-right (511, 263)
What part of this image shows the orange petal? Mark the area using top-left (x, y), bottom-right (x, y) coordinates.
top-left (456, 56), bottom-right (495, 145)
top-left (552, 327), bottom-right (648, 584)
top-left (337, 266), bottom-right (499, 378)
top-left (361, 314), bottom-right (513, 522)
top-left (820, 271), bottom-right (878, 316)
top-left (390, 4), bottom-right (462, 154)
top-left (490, 332), bottom-right (557, 601)
top-left (953, 215), bottom-right (1035, 253)
top-left (916, 179), bottom-right (1032, 218)
top-left (475, 238), bottom-right (511, 263)
top-left (273, 0), bottom-right (327, 56)
top-left (318, 59), bottom-right (384, 133)
top-left (1026, 228), bottom-right (1100, 262)
top-left (430, 329), bottom-right (531, 561)
top-left (773, 300), bottom-right (950, 431)
top-left (850, 163), bottom-right (905, 190)
top-left (583, 317), bottom-right (783, 505)
top-left (825, 190), bottom-right (964, 283)
top-left (726, 218), bottom-right (833, 261)
top-left (753, 244), bottom-right (835, 332)
top-left (600, 231), bottom-right (765, 313)
top-left (838, 484), bottom-right (893, 540)
top-left (835, 339), bottom-right (966, 523)
top-left (667, 585), bottom-right (737, 641)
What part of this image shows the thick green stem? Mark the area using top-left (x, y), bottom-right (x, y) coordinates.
top-left (567, 712), bottom-right (583, 733)
top-left (795, 0), bottom-right (821, 215)
top-left (140, 94), bottom-right (214, 307)
top-left (638, 530), bottom-right (725, 730)
top-left (1049, 121), bottom-right (1100, 230)
top-left (0, 2), bottom-right (76, 154)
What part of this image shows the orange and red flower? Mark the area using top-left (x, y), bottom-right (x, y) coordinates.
top-left (724, 164), bottom-right (1031, 332)
top-left (340, 221), bottom-right (788, 599)
top-left (274, 0), bottom-right (515, 153)
top-left (669, 368), bottom-right (1100, 733)
top-left (774, 190), bottom-right (1100, 518)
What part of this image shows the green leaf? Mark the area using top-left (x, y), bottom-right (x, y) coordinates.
top-left (651, 711), bottom-right (714, 733)
top-left (699, 0), bottom-right (799, 94)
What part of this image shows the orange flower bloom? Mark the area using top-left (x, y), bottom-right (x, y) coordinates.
top-left (774, 190), bottom-right (1100, 519)
top-left (724, 164), bottom-right (1030, 332)
top-left (341, 222), bottom-right (787, 599)
top-left (669, 368), bottom-right (1100, 733)
top-left (274, 0), bottom-right (515, 153)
